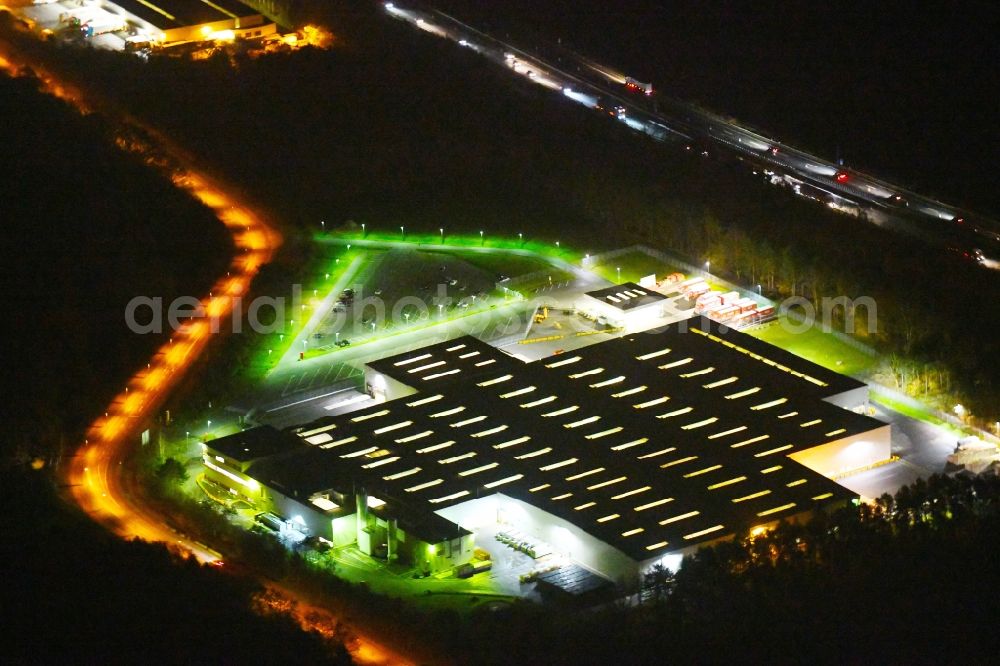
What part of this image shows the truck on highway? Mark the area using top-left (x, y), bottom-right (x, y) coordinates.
top-left (625, 77), bottom-right (654, 95)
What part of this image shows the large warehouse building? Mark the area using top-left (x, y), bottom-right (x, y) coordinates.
top-left (21, 0), bottom-right (276, 49)
top-left (204, 316), bottom-right (890, 586)
top-left (112, 0), bottom-right (274, 44)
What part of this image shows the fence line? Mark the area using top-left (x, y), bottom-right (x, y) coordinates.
top-left (869, 384), bottom-right (999, 444)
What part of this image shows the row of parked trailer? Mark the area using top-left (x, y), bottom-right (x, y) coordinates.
top-left (673, 277), bottom-right (774, 327)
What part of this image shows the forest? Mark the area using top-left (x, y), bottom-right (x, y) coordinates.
top-left (2, 467), bottom-right (352, 663)
top-left (0, 71), bottom-right (350, 662)
top-left (140, 449), bottom-right (1000, 664)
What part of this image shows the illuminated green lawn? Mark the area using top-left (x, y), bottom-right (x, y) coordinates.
top-left (509, 270), bottom-right (576, 294)
top-left (747, 316), bottom-right (878, 377)
top-left (306, 544), bottom-right (511, 606)
top-left (295, 245), bottom-right (540, 361)
top-left (247, 246), bottom-right (370, 373)
top-left (870, 393), bottom-right (966, 437)
top-left (300, 299), bottom-right (526, 361)
top-left (271, 233), bottom-right (589, 362)
top-left (591, 250), bottom-right (682, 284)
top-left (323, 228), bottom-right (583, 264)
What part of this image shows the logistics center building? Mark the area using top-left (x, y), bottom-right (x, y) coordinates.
top-left (112, 0), bottom-right (275, 44)
top-left (20, 0), bottom-right (275, 49)
top-left (204, 316), bottom-right (890, 585)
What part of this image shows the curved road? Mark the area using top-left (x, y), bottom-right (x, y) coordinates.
top-left (0, 25), bottom-right (414, 666)
top-left (67, 166), bottom-right (280, 563)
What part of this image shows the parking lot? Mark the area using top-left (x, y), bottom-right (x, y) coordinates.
top-left (20, 1), bottom-right (137, 51)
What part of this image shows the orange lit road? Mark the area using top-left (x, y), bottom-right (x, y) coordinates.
top-left (0, 26), bottom-right (415, 666)
top-left (67, 168), bottom-right (279, 562)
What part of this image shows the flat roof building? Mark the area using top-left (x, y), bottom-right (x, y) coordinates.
top-left (19, 0), bottom-right (280, 48)
top-left (113, 0), bottom-right (276, 44)
top-left (210, 424), bottom-right (303, 465)
top-left (579, 282), bottom-right (669, 330)
top-left (207, 316), bottom-right (890, 586)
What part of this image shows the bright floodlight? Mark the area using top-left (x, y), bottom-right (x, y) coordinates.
top-left (741, 136), bottom-right (770, 151)
top-left (623, 117), bottom-right (647, 132)
top-left (385, 3), bottom-right (395, 9)
top-left (563, 88), bottom-right (599, 108)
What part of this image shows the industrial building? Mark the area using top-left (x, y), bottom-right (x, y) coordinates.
top-left (578, 282), bottom-right (669, 331)
top-left (204, 316), bottom-right (890, 587)
top-left (20, 0), bottom-right (276, 50)
top-left (113, 0), bottom-right (274, 44)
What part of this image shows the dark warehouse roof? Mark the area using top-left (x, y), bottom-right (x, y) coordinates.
top-left (240, 318), bottom-right (873, 560)
top-left (583, 282), bottom-right (668, 312)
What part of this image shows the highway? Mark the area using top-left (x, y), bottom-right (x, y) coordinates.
top-left (383, 2), bottom-right (1000, 267)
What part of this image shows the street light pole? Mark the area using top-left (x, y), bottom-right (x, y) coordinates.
top-left (440, 227), bottom-right (444, 244)
top-left (361, 222), bottom-right (366, 238)
top-left (400, 225), bottom-right (405, 240)
top-left (480, 230), bottom-right (484, 246)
